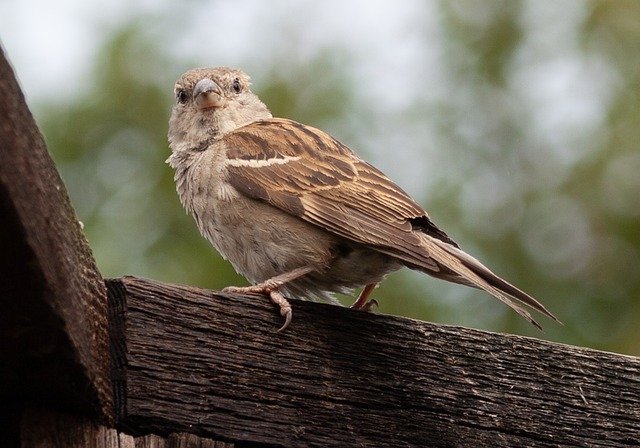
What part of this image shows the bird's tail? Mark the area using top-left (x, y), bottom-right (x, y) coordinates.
top-left (416, 234), bottom-right (560, 330)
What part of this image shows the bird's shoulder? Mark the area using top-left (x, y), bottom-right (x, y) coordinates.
top-left (224, 117), bottom-right (355, 160)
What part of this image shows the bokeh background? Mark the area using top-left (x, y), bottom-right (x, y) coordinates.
top-left (2, 0), bottom-right (639, 354)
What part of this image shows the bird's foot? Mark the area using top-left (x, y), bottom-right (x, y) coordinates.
top-left (359, 299), bottom-right (379, 312)
top-left (350, 283), bottom-right (379, 312)
top-left (223, 284), bottom-right (293, 332)
top-left (223, 266), bottom-right (314, 332)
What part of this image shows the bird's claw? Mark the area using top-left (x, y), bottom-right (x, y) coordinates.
top-left (277, 306), bottom-right (292, 332)
top-left (360, 299), bottom-right (379, 312)
top-left (223, 272), bottom-right (305, 332)
top-left (270, 289), bottom-right (293, 332)
top-left (222, 285), bottom-right (248, 294)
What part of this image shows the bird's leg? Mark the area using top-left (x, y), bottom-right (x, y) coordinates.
top-left (350, 283), bottom-right (379, 311)
top-left (223, 266), bottom-right (314, 332)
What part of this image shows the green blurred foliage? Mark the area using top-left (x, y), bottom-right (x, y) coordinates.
top-left (35, 1), bottom-right (640, 354)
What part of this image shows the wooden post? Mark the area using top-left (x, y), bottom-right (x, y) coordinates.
top-left (0, 47), bottom-right (111, 421)
top-left (108, 276), bottom-right (640, 447)
top-left (17, 408), bottom-right (232, 448)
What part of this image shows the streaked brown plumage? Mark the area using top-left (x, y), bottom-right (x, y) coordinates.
top-left (167, 67), bottom-right (559, 331)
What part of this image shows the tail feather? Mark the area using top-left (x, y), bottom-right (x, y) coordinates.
top-left (417, 234), bottom-right (560, 329)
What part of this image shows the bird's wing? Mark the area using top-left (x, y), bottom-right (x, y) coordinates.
top-left (224, 119), bottom-right (449, 259)
top-left (223, 118), bottom-right (558, 327)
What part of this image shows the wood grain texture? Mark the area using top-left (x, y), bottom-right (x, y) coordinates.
top-left (108, 276), bottom-right (640, 448)
top-left (0, 48), bottom-right (111, 420)
top-left (17, 408), bottom-right (232, 448)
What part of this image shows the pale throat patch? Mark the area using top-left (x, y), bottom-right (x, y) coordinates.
top-left (225, 155), bottom-right (301, 168)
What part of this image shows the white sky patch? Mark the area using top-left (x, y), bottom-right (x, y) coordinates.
top-left (0, 0), bottom-right (435, 111)
top-left (0, 0), bottom-right (93, 102)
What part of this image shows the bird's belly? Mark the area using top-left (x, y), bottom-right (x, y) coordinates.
top-left (194, 195), bottom-right (401, 301)
top-left (196, 195), bottom-right (336, 284)
top-left (307, 245), bottom-right (402, 292)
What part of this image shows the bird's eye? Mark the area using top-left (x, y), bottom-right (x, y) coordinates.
top-left (176, 89), bottom-right (189, 104)
top-left (232, 78), bottom-right (242, 94)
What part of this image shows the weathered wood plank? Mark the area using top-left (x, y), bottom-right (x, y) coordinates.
top-left (134, 433), bottom-right (233, 448)
top-left (0, 48), bottom-right (111, 420)
top-left (108, 276), bottom-right (640, 448)
top-left (16, 408), bottom-right (232, 448)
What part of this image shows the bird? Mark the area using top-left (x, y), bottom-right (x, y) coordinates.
top-left (167, 67), bottom-right (559, 332)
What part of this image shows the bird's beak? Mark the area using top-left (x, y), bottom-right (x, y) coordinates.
top-left (194, 78), bottom-right (225, 109)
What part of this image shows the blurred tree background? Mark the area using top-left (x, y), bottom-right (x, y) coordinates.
top-left (2, 0), bottom-right (639, 354)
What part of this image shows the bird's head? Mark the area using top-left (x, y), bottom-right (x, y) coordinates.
top-left (168, 67), bottom-right (272, 152)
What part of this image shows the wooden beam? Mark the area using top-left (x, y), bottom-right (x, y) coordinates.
top-left (0, 48), bottom-right (112, 421)
top-left (108, 276), bottom-right (640, 447)
top-left (15, 408), bottom-right (233, 448)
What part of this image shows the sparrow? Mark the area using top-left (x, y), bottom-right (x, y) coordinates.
top-left (167, 67), bottom-right (559, 331)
